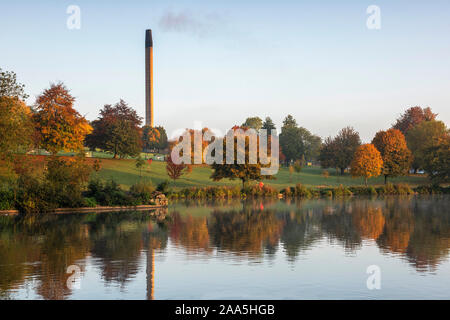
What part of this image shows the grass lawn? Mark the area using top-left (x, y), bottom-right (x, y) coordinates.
top-left (96, 158), bottom-right (429, 190)
top-left (1, 154), bottom-right (429, 190)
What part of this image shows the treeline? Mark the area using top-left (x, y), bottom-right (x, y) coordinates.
top-left (0, 68), bottom-right (169, 162)
top-left (318, 107), bottom-right (449, 185)
top-left (174, 112), bottom-right (448, 187)
top-left (0, 68), bottom-right (168, 214)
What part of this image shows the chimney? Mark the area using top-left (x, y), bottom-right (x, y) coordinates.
top-left (145, 29), bottom-right (154, 127)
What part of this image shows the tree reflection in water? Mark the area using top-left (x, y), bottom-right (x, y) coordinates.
top-left (0, 196), bottom-right (449, 299)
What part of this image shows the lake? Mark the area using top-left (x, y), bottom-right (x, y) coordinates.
top-left (0, 196), bottom-right (449, 300)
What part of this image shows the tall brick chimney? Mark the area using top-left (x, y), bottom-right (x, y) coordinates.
top-left (145, 29), bottom-right (154, 127)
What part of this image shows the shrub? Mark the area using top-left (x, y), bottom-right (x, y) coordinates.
top-left (14, 174), bottom-right (56, 215)
top-left (283, 187), bottom-right (292, 197)
top-left (377, 183), bottom-right (396, 195)
top-left (415, 185), bottom-right (431, 195)
top-left (157, 180), bottom-right (170, 194)
top-left (86, 179), bottom-right (135, 206)
top-left (0, 186), bottom-right (14, 210)
top-left (349, 186), bottom-right (378, 196)
top-left (130, 181), bottom-right (155, 204)
top-left (295, 184), bottom-right (312, 198)
top-left (84, 197), bottom-right (97, 207)
top-left (414, 185), bottom-right (449, 195)
top-left (333, 184), bottom-right (353, 197)
top-left (395, 183), bottom-right (414, 195)
top-left (44, 156), bottom-right (91, 208)
top-left (293, 160), bottom-right (302, 173)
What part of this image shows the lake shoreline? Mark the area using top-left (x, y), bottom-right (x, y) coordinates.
top-left (0, 204), bottom-right (168, 216)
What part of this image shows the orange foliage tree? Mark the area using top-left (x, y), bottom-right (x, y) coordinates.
top-left (33, 83), bottom-right (92, 154)
top-left (372, 129), bottom-right (412, 184)
top-left (350, 144), bottom-right (383, 185)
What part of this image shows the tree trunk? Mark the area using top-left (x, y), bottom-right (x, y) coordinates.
top-left (365, 177), bottom-right (368, 186)
top-left (340, 167), bottom-right (345, 175)
top-left (384, 175), bottom-right (388, 185)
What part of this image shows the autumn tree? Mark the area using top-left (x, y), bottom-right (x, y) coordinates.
top-left (0, 68), bottom-right (28, 100)
top-left (406, 120), bottom-right (448, 172)
top-left (350, 144), bottom-right (383, 185)
top-left (166, 154), bottom-right (186, 183)
top-left (0, 97), bottom-right (34, 159)
top-left (372, 129), bottom-right (412, 184)
top-left (242, 117), bottom-right (263, 131)
top-left (319, 127), bottom-right (361, 175)
top-left (142, 125), bottom-right (168, 153)
top-left (33, 83), bottom-right (92, 154)
top-left (142, 126), bottom-right (161, 152)
top-left (423, 135), bottom-right (450, 186)
top-left (392, 106), bottom-right (437, 134)
top-left (86, 100), bottom-right (142, 158)
top-left (210, 126), bottom-right (273, 188)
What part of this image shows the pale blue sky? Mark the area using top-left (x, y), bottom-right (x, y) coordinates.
top-left (1, 0), bottom-right (449, 141)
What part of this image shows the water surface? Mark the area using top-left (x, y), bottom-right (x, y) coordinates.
top-left (0, 196), bottom-right (449, 299)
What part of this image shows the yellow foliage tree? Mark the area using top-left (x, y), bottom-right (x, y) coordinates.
top-left (0, 97), bottom-right (34, 159)
top-left (33, 83), bottom-right (92, 154)
top-left (350, 144), bottom-right (383, 185)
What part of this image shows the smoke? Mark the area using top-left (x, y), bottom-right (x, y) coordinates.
top-left (158, 10), bottom-right (220, 36)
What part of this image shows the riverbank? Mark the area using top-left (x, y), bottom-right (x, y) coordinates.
top-left (0, 204), bottom-right (168, 217)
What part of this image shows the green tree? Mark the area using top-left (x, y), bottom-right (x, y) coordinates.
top-left (155, 126), bottom-right (169, 151)
top-left (305, 134), bottom-right (322, 163)
top-left (0, 68), bottom-right (28, 100)
top-left (105, 119), bottom-right (141, 159)
top-left (280, 115), bottom-right (322, 164)
top-left (406, 120), bottom-right (448, 172)
top-left (86, 100), bottom-right (142, 158)
top-left (282, 114), bottom-right (297, 129)
top-left (423, 136), bottom-right (450, 186)
top-left (242, 117), bottom-right (263, 131)
top-left (279, 127), bottom-right (304, 164)
top-left (262, 117), bottom-right (276, 131)
top-left (135, 156), bottom-right (146, 178)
